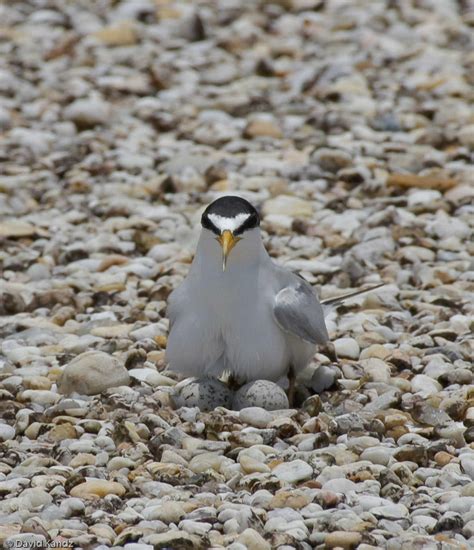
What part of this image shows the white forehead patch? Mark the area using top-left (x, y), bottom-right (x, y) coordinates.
top-left (208, 212), bottom-right (250, 233)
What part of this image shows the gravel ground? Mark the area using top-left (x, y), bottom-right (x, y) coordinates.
top-left (0, 1), bottom-right (473, 549)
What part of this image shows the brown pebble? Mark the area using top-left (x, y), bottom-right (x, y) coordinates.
top-left (325, 530), bottom-right (362, 549)
top-left (434, 451), bottom-right (453, 467)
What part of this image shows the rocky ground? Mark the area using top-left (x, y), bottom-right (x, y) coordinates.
top-left (0, 0), bottom-right (473, 548)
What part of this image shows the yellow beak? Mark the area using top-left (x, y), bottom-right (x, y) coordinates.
top-left (217, 230), bottom-right (240, 271)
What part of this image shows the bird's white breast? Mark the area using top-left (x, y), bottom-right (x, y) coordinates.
top-left (166, 229), bottom-right (294, 382)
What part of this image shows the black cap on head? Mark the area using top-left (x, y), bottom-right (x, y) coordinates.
top-left (201, 196), bottom-right (260, 235)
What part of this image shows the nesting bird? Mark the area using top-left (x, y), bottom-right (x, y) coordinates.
top-left (166, 195), bottom-right (327, 402)
top-left (166, 195), bottom-right (381, 404)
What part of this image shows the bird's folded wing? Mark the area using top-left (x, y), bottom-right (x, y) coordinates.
top-left (273, 283), bottom-right (329, 345)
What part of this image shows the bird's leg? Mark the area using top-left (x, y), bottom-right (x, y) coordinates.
top-left (287, 366), bottom-right (296, 408)
top-left (227, 374), bottom-right (241, 391)
top-left (320, 342), bottom-right (338, 363)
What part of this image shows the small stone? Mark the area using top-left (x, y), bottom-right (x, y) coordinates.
top-left (387, 173), bottom-right (456, 191)
top-left (129, 369), bottom-right (176, 387)
top-left (239, 407), bottom-right (273, 428)
top-left (18, 488), bottom-right (53, 511)
top-left (434, 451), bottom-right (453, 467)
top-left (236, 528), bottom-right (271, 550)
top-left (439, 369), bottom-right (473, 386)
top-left (272, 459), bottom-right (313, 484)
top-left (47, 423), bottom-right (77, 442)
top-left (371, 503), bottom-right (408, 519)
top-left (0, 221), bottom-right (38, 238)
top-left (359, 358), bottom-right (391, 383)
top-left (70, 480), bottom-right (126, 499)
top-left (188, 452), bottom-right (223, 474)
top-left (447, 496), bottom-right (474, 514)
top-left (310, 365), bottom-right (338, 393)
top-left (460, 454), bottom-right (474, 480)
top-left (93, 22), bottom-right (137, 46)
top-left (240, 455), bottom-right (270, 474)
top-left (23, 376), bottom-right (52, 390)
top-left (360, 447), bottom-right (393, 466)
top-left (64, 97), bottom-right (111, 129)
top-left (325, 531), bottom-right (362, 549)
top-left (312, 147), bottom-right (352, 173)
top-left (244, 115), bottom-right (283, 139)
top-left (462, 519), bottom-right (474, 538)
top-left (142, 501), bottom-right (186, 523)
top-left (58, 351), bottom-right (130, 395)
top-left (91, 324), bottom-right (133, 339)
top-left (410, 374), bottom-right (442, 396)
top-left (445, 183), bottom-right (474, 203)
top-left (408, 189), bottom-right (442, 207)
top-left (334, 337), bottom-right (360, 359)
top-left (393, 445), bottom-right (427, 466)
top-left (322, 478), bottom-right (358, 494)
top-left (262, 195), bottom-right (313, 218)
top-left (233, 380), bottom-right (289, 411)
top-left (142, 531), bottom-right (200, 549)
top-left (179, 519), bottom-right (212, 536)
top-left (0, 423), bottom-right (15, 441)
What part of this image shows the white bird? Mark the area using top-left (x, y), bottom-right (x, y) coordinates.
top-left (166, 195), bottom-right (383, 404)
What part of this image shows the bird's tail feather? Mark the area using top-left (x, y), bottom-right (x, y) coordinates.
top-left (321, 283), bottom-right (385, 307)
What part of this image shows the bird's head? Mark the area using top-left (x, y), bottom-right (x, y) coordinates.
top-left (201, 196), bottom-right (260, 271)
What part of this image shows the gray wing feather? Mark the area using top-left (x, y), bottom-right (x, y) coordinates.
top-left (273, 282), bottom-right (329, 345)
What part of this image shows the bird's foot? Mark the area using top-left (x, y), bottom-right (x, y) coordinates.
top-left (227, 374), bottom-right (243, 391)
top-left (287, 366), bottom-right (296, 407)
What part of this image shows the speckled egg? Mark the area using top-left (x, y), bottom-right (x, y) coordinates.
top-left (171, 378), bottom-right (233, 411)
top-left (232, 380), bottom-right (289, 411)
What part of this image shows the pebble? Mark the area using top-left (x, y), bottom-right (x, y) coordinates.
top-left (309, 365), bottom-right (338, 393)
top-left (70, 480), bottom-right (126, 499)
top-left (334, 337), bottom-right (360, 359)
top-left (58, 351), bottom-right (130, 395)
top-left (236, 528), bottom-right (271, 550)
top-left (325, 531), bottom-right (362, 549)
top-left (239, 407), bottom-right (273, 428)
top-left (272, 460), bottom-right (313, 484)
top-left (64, 97), bottom-right (111, 128)
top-left (0, 424), bottom-right (15, 442)
top-left (460, 455), bottom-right (474, 481)
top-left (371, 504), bottom-right (409, 519)
top-left (262, 195), bottom-right (313, 218)
top-left (360, 447), bottom-right (393, 466)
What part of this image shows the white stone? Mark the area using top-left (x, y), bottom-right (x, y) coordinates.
top-left (130, 323), bottom-right (166, 341)
top-left (58, 351), bottom-right (130, 395)
top-left (322, 478), bottom-right (357, 493)
top-left (411, 374), bottom-right (442, 396)
top-left (0, 424), bottom-right (15, 441)
top-left (460, 454), bottom-right (474, 481)
top-left (371, 503), bottom-right (409, 519)
top-left (129, 369), bottom-right (176, 387)
top-left (408, 189), bottom-right (442, 206)
top-left (360, 447), bottom-right (394, 466)
top-left (334, 337), bottom-right (360, 359)
top-left (448, 496), bottom-right (474, 514)
top-left (262, 195), bottom-right (313, 218)
top-left (239, 407), bottom-right (273, 428)
top-left (64, 97), bottom-right (111, 126)
top-left (272, 460), bottom-right (313, 484)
